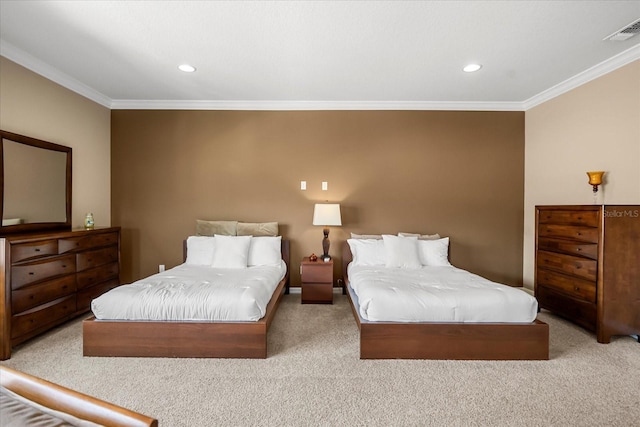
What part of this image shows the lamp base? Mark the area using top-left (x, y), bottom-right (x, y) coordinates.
top-left (322, 228), bottom-right (331, 261)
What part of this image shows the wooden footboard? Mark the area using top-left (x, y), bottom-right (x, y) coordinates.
top-left (83, 277), bottom-right (287, 358)
top-left (0, 366), bottom-right (157, 427)
top-left (347, 285), bottom-right (549, 360)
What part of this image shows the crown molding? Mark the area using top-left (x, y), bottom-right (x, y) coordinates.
top-left (1, 40), bottom-right (112, 108)
top-left (109, 99), bottom-right (524, 111)
top-left (523, 43), bottom-right (640, 110)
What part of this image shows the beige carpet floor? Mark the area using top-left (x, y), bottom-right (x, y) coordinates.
top-left (1, 294), bottom-right (638, 427)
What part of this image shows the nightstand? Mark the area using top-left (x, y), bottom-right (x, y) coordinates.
top-left (301, 257), bottom-right (333, 304)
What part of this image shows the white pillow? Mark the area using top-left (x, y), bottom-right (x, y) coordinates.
top-left (418, 237), bottom-right (451, 266)
top-left (382, 235), bottom-right (421, 269)
top-left (347, 239), bottom-right (386, 266)
top-left (211, 235), bottom-right (252, 269)
top-left (248, 236), bottom-right (282, 267)
top-left (185, 236), bottom-right (216, 266)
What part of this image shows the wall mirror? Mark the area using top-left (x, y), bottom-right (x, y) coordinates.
top-left (1, 130), bottom-right (72, 234)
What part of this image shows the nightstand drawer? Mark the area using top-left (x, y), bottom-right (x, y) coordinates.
top-left (302, 282), bottom-right (333, 304)
top-left (301, 262), bottom-right (332, 283)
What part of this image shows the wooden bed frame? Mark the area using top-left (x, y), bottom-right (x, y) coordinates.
top-left (82, 240), bottom-right (290, 358)
top-left (1, 366), bottom-right (157, 426)
top-left (341, 241), bottom-right (549, 360)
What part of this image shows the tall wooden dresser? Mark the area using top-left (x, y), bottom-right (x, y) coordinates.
top-left (0, 227), bottom-right (121, 360)
top-left (535, 205), bottom-right (639, 343)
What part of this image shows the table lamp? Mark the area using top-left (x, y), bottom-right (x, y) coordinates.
top-left (312, 203), bottom-right (342, 261)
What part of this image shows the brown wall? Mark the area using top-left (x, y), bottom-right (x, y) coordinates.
top-left (112, 110), bottom-right (524, 287)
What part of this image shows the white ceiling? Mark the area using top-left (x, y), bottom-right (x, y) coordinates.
top-left (1, 1), bottom-right (639, 111)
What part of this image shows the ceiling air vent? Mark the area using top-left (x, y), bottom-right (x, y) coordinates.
top-left (604, 18), bottom-right (640, 41)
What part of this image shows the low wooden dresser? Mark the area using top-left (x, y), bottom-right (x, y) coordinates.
top-left (0, 227), bottom-right (121, 360)
top-left (535, 205), bottom-right (639, 343)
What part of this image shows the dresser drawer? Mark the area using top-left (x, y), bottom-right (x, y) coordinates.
top-left (537, 237), bottom-right (598, 260)
top-left (536, 250), bottom-right (597, 282)
top-left (536, 268), bottom-right (596, 303)
top-left (536, 285), bottom-right (596, 332)
top-left (76, 246), bottom-right (118, 271)
top-left (11, 295), bottom-right (77, 339)
top-left (77, 262), bottom-right (119, 289)
top-left (12, 275), bottom-right (77, 314)
top-left (59, 231), bottom-right (119, 254)
top-left (11, 255), bottom-right (76, 289)
top-left (537, 224), bottom-right (599, 243)
top-left (77, 279), bottom-right (120, 311)
top-left (538, 209), bottom-right (599, 227)
top-left (11, 240), bottom-right (58, 263)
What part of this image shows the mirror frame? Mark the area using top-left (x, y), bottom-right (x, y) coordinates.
top-left (1, 130), bottom-right (72, 234)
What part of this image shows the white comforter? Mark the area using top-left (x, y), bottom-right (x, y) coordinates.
top-left (348, 264), bottom-right (537, 323)
top-left (92, 261), bottom-right (287, 321)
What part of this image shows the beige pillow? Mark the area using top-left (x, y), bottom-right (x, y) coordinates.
top-left (196, 220), bottom-right (238, 236)
top-left (398, 232), bottom-right (441, 240)
top-left (350, 233), bottom-right (383, 240)
top-left (237, 222), bottom-right (279, 237)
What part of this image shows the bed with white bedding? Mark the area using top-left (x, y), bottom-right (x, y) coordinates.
top-left (342, 235), bottom-right (549, 360)
top-left (349, 264), bottom-right (538, 323)
top-left (92, 261), bottom-right (286, 322)
top-left (83, 233), bottom-right (290, 359)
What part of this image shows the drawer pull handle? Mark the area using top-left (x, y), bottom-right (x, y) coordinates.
top-left (28, 272), bottom-right (34, 276)
top-left (35, 248), bottom-right (41, 252)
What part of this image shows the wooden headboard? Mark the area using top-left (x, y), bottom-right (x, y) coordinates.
top-left (341, 240), bottom-right (353, 285)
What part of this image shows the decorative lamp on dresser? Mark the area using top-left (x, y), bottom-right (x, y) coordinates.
top-left (535, 205), bottom-right (640, 343)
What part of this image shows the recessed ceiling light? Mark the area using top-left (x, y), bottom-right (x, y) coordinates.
top-left (178, 64), bottom-right (196, 73)
top-left (463, 64), bottom-right (482, 73)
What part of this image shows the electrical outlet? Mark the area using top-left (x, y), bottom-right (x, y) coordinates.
top-left (322, 181), bottom-right (328, 191)
top-left (159, 264), bottom-right (165, 272)
top-left (300, 181), bottom-right (307, 190)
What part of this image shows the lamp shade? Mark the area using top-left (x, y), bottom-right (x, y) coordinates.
top-left (312, 203), bottom-right (342, 226)
top-left (587, 171), bottom-right (605, 186)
